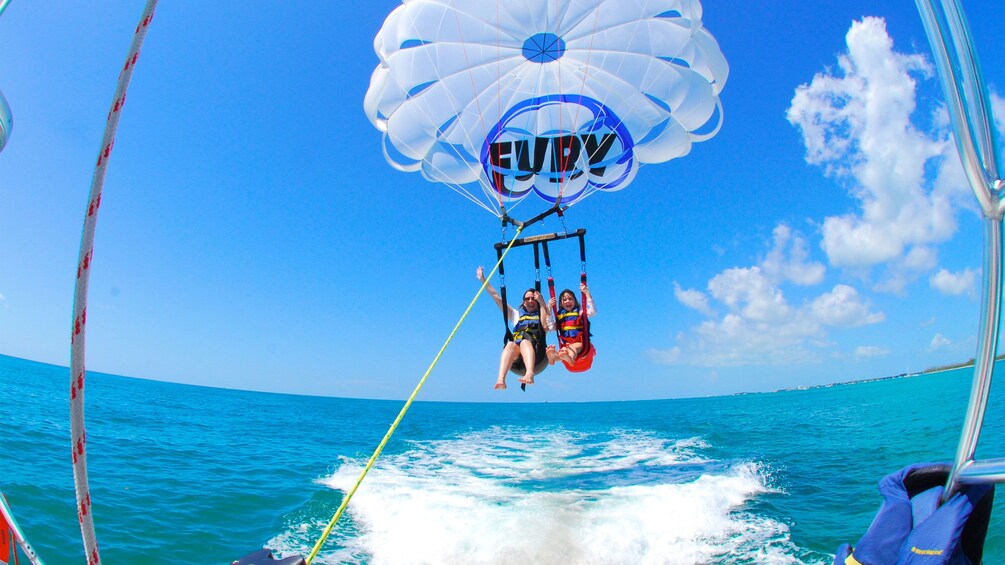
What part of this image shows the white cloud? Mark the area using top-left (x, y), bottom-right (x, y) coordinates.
top-left (854, 345), bottom-right (890, 359)
top-left (810, 284), bottom-right (885, 327)
top-left (658, 16), bottom-right (1005, 370)
top-left (787, 17), bottom-right (965, 289)
top-left (647, 346), bottom-right (682, 364)
top-left (708, 266), bottom-right (791, 323)
top-left (930, 268), bottom-right (977, 296)
top-left (702, 224), bottom-right (826, 325)
top-left (762, 224), bottom-right (826, 286)
top-left (993, 95), bottom-right (1005, 156)
top-left (929, 333), bottom-right (951, 350)
top-left (677, 312), bottom-right (822, 367)
top-left (654, 225), bottom-right (882, 367)
top-left (673, 282), bottom-right (713, 316)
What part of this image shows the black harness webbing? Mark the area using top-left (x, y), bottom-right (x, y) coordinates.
top-left (495, 228), bottom-right (587, 336)
top-left (495, 229), bottom-right (589, 389)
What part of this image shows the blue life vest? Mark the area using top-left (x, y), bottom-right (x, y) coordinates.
top-left (512, 306), bottom-right (542, 342)
top-left (834, 463), bottom-right (994, 565)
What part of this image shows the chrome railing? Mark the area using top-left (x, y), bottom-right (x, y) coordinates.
top-left (916, 0), bottom-right (1005, 500)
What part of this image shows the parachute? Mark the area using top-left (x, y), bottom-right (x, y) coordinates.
top-left (0, 89), bottom-right (11, 153)
top-left (0, 0), bottom-right (10, 154)
top-left (364, 0), bottom-right (728, 217)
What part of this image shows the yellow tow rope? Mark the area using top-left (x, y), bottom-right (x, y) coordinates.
top-left (305, 226), bottom-right (524, 564)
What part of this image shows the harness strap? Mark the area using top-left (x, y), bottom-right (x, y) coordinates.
top-left (543, 236), bottom-right (591, 360)
top-left (496, 244), bottom-right (513, 343)
top-left (544, 241), bottom-right (562, 346)
top-left (578, 231), bottom-right (591, 357)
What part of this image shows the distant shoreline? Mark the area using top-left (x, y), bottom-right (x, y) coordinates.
top-left (3, 350), bottom-right (1001, 403)
top-left (769, 354), bottom-right (1005, 395)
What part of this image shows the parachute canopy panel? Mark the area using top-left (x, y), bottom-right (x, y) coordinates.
top-left (364, 0), bottom-right (729, 216)
top-left (0, 89), bottom-right (11, 153)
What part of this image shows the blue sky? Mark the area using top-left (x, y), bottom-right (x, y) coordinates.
top-left (1, 0), bottom-right (1003, 402)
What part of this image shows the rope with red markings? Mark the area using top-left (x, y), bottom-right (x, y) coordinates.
top-left (69, 2), bottom-right (158, 563)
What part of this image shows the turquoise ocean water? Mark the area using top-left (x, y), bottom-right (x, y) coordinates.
top-left (1, 353), bottom-right (1003, 564)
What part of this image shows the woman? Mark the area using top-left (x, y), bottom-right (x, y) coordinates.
top-left (476, 266), bottom-right (554, 389)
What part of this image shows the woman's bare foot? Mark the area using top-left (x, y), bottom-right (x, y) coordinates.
top-left (494, 380), bottom-right (507, 390)
top-left (518, 374), bottom-right (535, 385)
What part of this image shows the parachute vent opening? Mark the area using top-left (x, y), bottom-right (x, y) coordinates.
top-left (522, 33), bottom-right (566, 63)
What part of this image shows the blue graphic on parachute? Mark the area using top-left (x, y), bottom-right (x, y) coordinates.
top-left (482, 95), bottom-right (634, 204)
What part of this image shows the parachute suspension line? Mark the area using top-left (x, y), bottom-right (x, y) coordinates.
top-left (557, 2), bottom-right (603, 207)
top-left (376, 6), bottom-right (505, 219)
top-left (0, 493), bottom-right (43, 565)
top-left (305, 228), bottom-right (524, 565)
top-left (372, 4), bottom-right (502, 218)
top-left (496, 0), bottom-right (502, 207)
top-left (449, 0), bottom-right (501, 213)
top-left (489, 0), bottom-right (506, 214)
top-left (431, 177), bottom-right (501, 217)
top-left (379, 118), bottom-right (501, 217)
top-left (549, 0), bottom-right (567, 203)
top-left (376, 103), bottom-right (499, 216)
top-left (68, 3), bottom-right (157, 564)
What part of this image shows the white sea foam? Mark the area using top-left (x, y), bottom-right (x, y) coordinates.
top-left (270, 427), bottom-right (823, 564)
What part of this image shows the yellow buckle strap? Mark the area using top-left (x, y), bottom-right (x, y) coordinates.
top-left (845, 553), bottom-right (864, 565)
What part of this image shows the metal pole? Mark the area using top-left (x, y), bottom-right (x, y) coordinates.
top-left (915, 0), bottom-right (1005, 500)
top-left (945, 217), bottom-right (1002, 497)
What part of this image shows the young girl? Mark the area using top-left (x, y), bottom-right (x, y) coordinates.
top-left (548, 283), bottom-right (596, 365)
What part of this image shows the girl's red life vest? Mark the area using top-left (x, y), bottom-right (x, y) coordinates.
top-left (557, 308), bottom-right (584, 338)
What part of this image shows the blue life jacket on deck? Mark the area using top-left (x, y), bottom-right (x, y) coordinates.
top-left (834, 463), bottom-right (994, 565)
